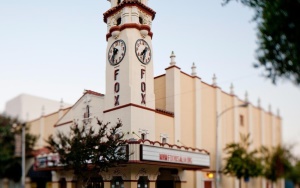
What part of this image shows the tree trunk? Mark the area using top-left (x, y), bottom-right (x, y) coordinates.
top-left (239, 178), bottom-right (242, 188)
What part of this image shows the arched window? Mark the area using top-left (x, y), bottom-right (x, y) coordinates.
top-left (139, 17), bottom-right (143, 24)
top-left (84, 105), bottom-right (90, 118)
top-left (117, 18), bottom-right (121, 26)
top-left (141, 133), bottom-right (146, 140)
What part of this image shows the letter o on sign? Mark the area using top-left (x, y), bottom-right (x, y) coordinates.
top-left (114, 82), bottom-right (120, 93)
top-left (141, 82), bottom-right (146, 92)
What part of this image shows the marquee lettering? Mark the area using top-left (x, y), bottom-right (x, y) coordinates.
top-left (159, 154), bottom-right (192, 163)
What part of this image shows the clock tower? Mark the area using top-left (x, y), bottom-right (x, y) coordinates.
top-left (103, 0), bottom-right (156, 140)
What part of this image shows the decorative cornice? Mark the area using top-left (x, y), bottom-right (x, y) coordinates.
top-left (103, 103), bottom-right (155, 113)
top-left (155, 108), bottom-right (174, 117)
top-left (165, 65), bottom-right (181, 71)
top-left (125, 139), bottom-right (210, 154)
top-left (28, 106), bottom-right (72, 123)
top-left (103, 0), bottom-right (156, 23)
top-left (106, 23), bottom-right (153, 41)
top-left (54, 120), bottom-right (73, 127)
top-left (84, 90), bottom-right (105, 97)
top-left (154, 74), bottom-right (165, 79)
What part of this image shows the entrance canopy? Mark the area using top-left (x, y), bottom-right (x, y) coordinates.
top-left (34, 139), bottom-right (210, 171)
top-left (127, 139), bottom-right (210, 170)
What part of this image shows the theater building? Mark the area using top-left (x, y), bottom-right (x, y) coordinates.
top-left (23, 0), bottom-right (282, 188)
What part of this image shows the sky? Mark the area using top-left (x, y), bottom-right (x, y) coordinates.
top-left (1, 0), bottom-right (300, 154)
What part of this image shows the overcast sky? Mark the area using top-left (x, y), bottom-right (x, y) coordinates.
top-left (1, 0), bottom-right (300, 154)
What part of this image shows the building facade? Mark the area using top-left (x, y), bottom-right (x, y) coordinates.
top-left (4, 0), bottom-right (282, 188)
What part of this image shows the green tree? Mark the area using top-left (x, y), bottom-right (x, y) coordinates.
top-left (287, 160), bottom-right (300, 187)
top-left (223, 134), bottom-right (263, 188)
top-left (0, 114), bottom-right (37, 182)
top-left (223, 0), bottom-right (300, 85)
top-left (261, 145), bottom-right (293, 187)
top-left (47, 119), bottom-right (128, 187)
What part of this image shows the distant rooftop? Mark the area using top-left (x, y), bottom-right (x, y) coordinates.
top-left (4, 93), bottom-right (71, 121)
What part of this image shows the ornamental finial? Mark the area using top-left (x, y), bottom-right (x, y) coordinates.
top-left (41, 105), bottom-right (45, 116)
top-left (60, 98), bottom-right (64, 109)
top-left (170, 51), bottom-right (176, 66)
top-left (230, 83), bottom-right (234, 95)
top-left (245, 91), bottom-right (249, 102)
top-left (212, 74), bottom-right (217, 86)
top-left (191, 62), bottom-right (197, 76)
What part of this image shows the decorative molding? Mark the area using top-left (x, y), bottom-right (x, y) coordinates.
top-left (54, 121), bottom-right (73, 127)
top-left (135, 168), bottom-right (148, 179)
top-left (103, 1), bottom-right (156, 23)
top-left (165, 65), bottom-right (181, 71)
top-left (103, 103), bottom-right (155, 113)
top-left (155, 108), bottom-right (174, 117)
top-left (106, 23), bottom-right (153, 41)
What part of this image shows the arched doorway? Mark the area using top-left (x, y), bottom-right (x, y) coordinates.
top-left (156, 168), bottom-right (180, 188)
top-left (85, 176), bottom-right (104, 188)
top-left (111, 176), bottom-right (124, 188)
top-left (59, 178), bottom-right (67, 188)
top-left (137, 176), bottom-right (149, 188)
top-left (27, 165), bottom-right (51, 188)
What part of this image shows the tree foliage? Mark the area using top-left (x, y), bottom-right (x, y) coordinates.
top-left (0, 114), bottom-right (37, 181)
top-left (287, 160), bottom-right (300, 187)
top-left (47, 119), bottom-right (128, 183)
top-left (223, 0), bottom-right (300, 85)
top-left (223, 134), bottom-right (263, 187)
top-left (261, 145), bottom-right (293, 183)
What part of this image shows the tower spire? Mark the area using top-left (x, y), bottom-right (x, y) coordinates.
top-left (170, 51), bottom-right (176, 66)
top-left (230, 83), bottom-right (234, 95)
top-left (212, 74), bottom-right (217, 87)
top-left (191, 62), bottom-right (197, 76)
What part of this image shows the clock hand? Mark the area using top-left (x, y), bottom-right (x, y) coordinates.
top-left (141, 47), bottom-right (148, 61)
top-left (111, 47), bottom-right (119, 63)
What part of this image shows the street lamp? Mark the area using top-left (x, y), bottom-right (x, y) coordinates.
top-left (215, 103), bottom-right (248, 188)
top-left (21, 123), bottom-right (26, 188)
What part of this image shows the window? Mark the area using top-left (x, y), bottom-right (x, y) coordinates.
top-left (160, 133), bottom-right (168, 144)
top-left (141, 133), bottom-right (146, 140)
top-left (84, 105), bottom-right (90, 118)
top-left (239, 115), bottom-right (244, 126)
top-left (117, 0), bottom-right (121, 5)
top-left (138, 129), bottom-right (149, 140)
top-left (139, 17), bottom-right (143, 24)
top-left (117, 18), bottom-right (121, 26)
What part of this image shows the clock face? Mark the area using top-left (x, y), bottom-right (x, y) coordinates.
top-left (135, 39), bottom-right (151, 64)
top-left (108, 40), bottom-right (126, 66)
